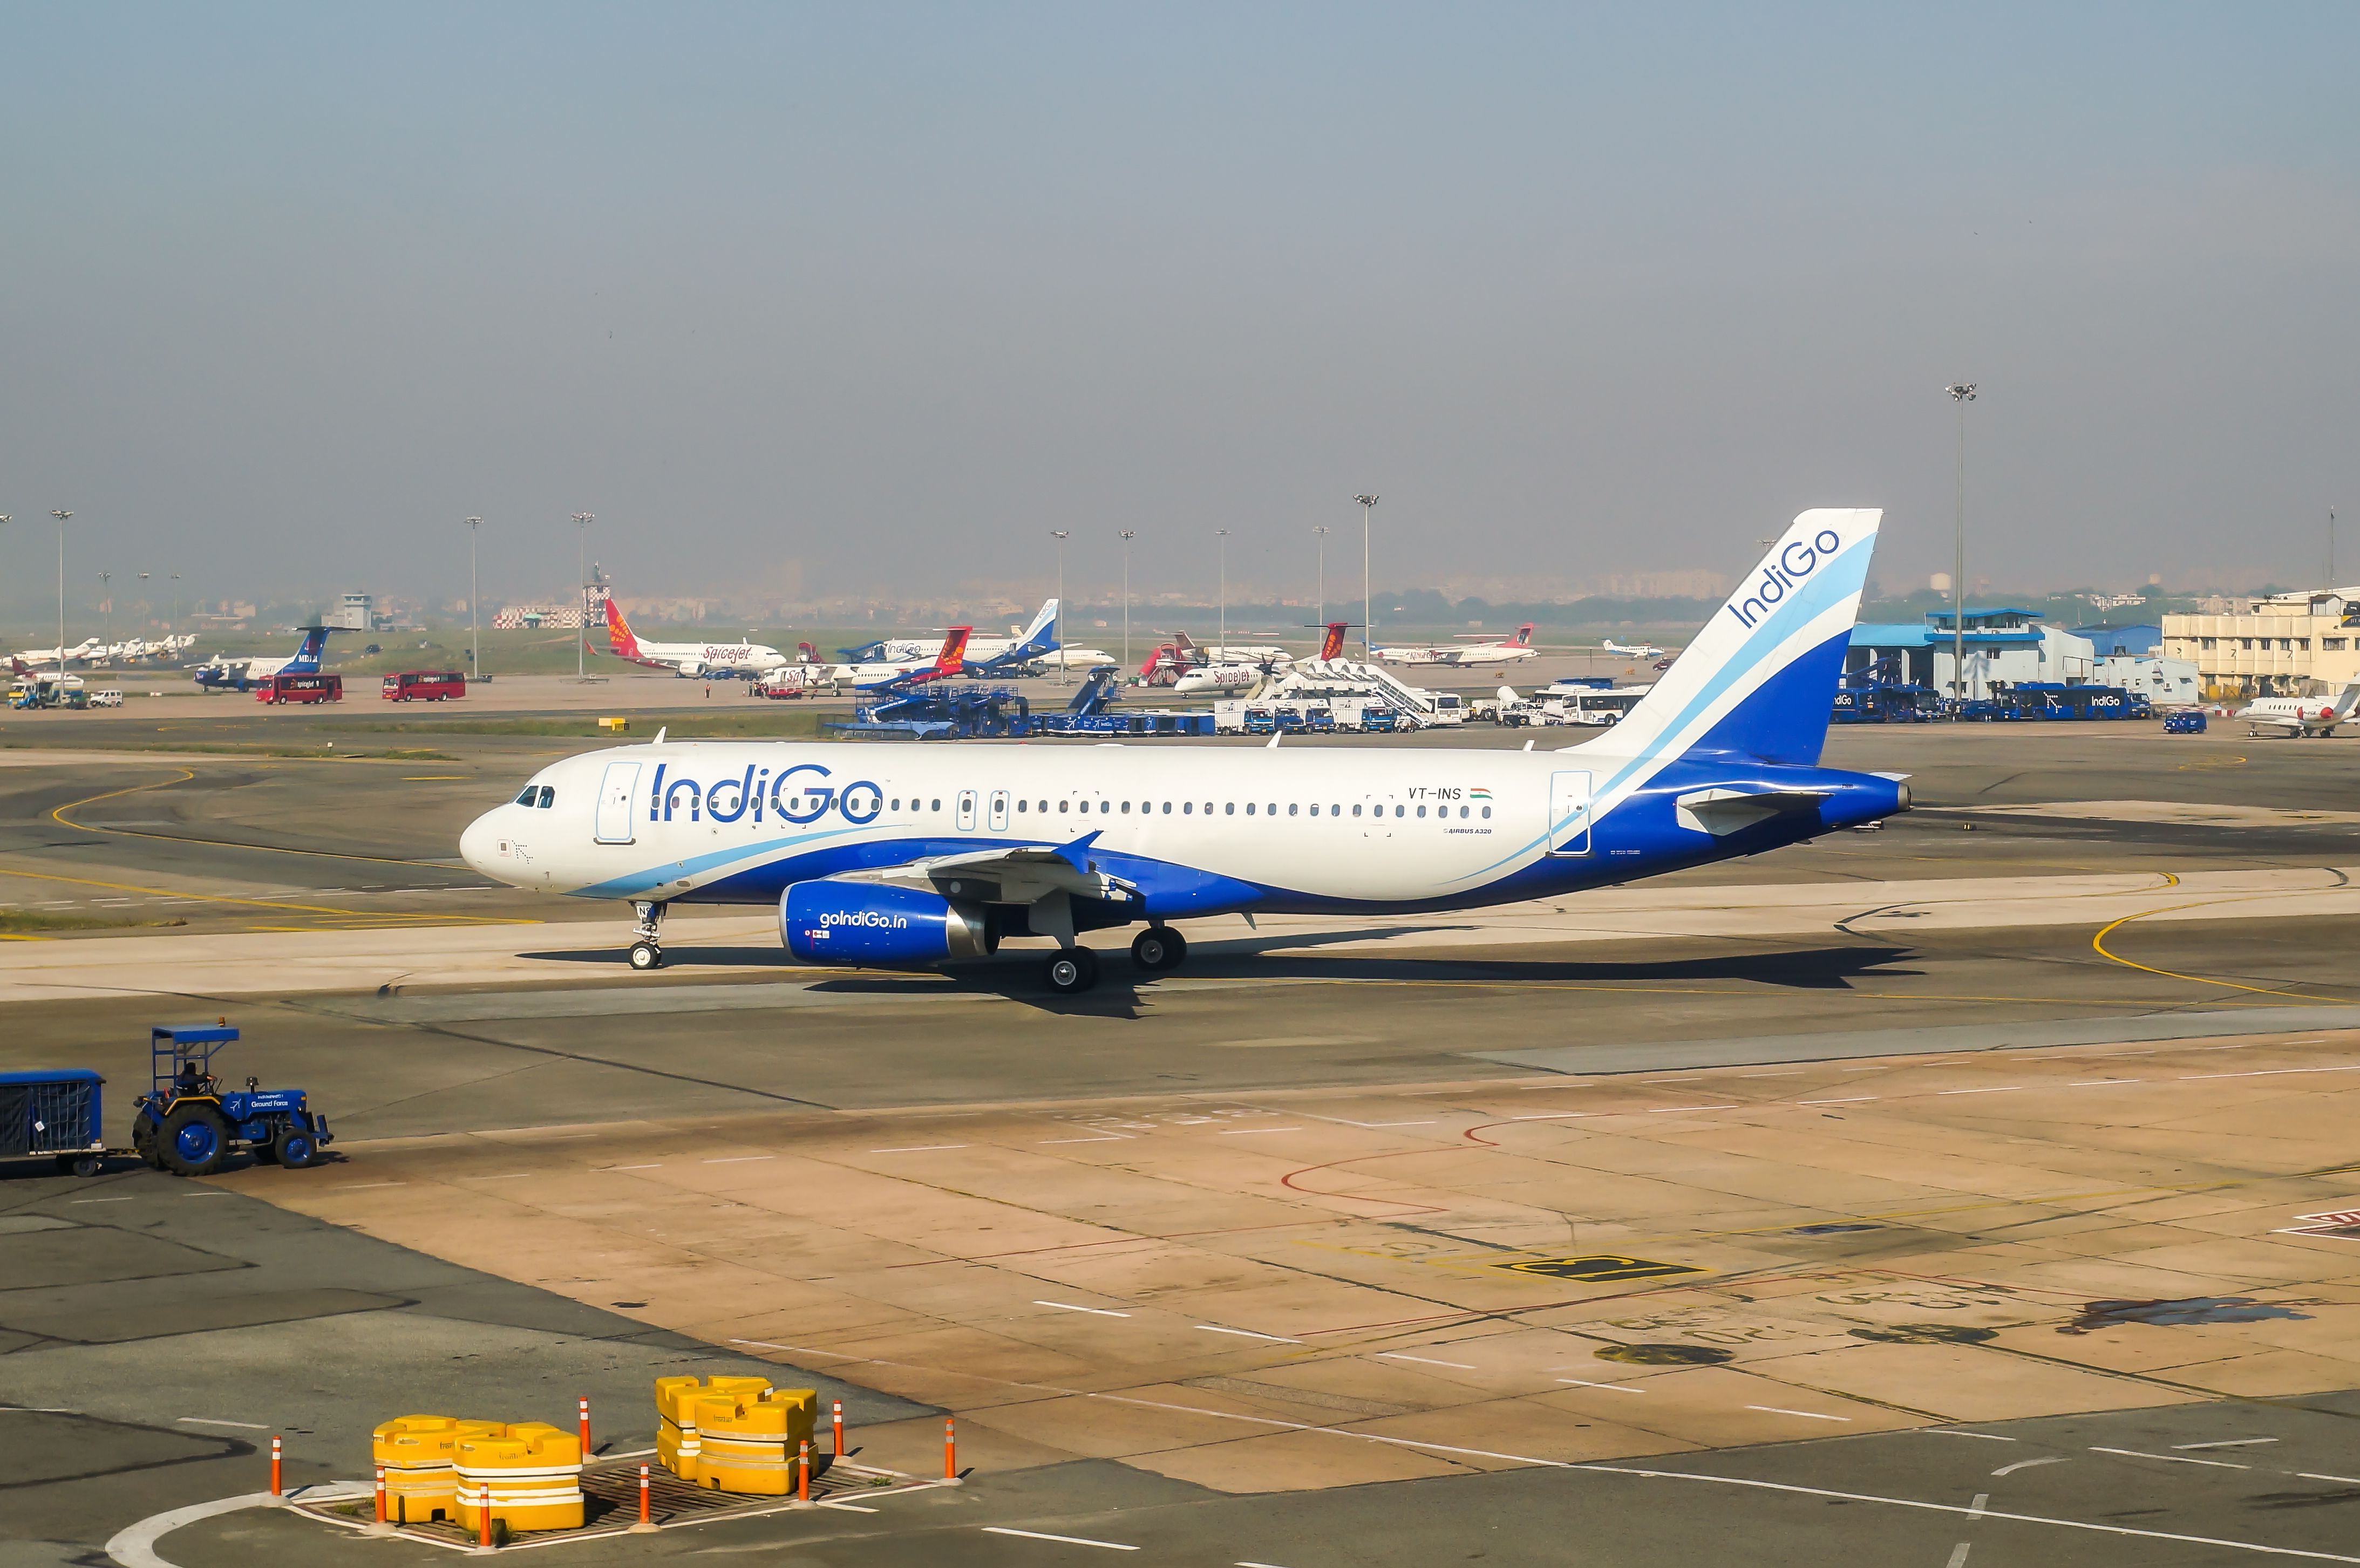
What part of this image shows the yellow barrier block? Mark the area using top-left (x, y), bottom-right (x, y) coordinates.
top-left (692, 1387), bottom-right (820, 1495)
top-left (598, 716), bottom-right (629, 731)
top-left (370, 1416), bottom-right (503, 1525)
top-left (453, 1422), bottom-right (584, 1533)
top-left (654, 1375), bottom-right (773, 1482)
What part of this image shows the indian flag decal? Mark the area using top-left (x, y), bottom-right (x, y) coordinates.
top-left (1468, 788), bottom-right (1493, 800)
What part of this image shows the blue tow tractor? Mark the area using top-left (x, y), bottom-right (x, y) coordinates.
top-left (131, 1022), bottom-right (334, 1176)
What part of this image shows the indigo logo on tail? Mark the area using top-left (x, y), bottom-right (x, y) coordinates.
top-left (1728, 528), bottom-right (1845, 630)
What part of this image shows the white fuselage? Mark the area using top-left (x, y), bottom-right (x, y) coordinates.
top-left (629, 638), bottom-right (787, 676)
top-left (1171, 664), bottom-right (1261, 694)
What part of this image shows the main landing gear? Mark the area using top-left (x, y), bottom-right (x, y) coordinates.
top-left (1131, 925), bottom-right (1187, 974)
top-left (1043, 926), bottom-right (1187, 995)
top-left (629, 900), bottom-right (668, 971)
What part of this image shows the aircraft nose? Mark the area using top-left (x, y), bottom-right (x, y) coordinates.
top-left (459, 810), bottom-right (505, 880)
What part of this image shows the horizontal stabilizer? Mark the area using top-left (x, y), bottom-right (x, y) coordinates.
top-left (1674, 787), bottom-right (1829, 837)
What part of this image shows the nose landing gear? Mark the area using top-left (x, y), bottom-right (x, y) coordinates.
top-left (629, 900), bottom-right (668, 970)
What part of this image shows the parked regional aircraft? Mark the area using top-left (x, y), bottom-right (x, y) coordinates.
top-left (2236, 682), bottom-right (2360, 738)
top-left (461, 509), bottom-right (1906, 993)
top-left (1378, 624), bottom-right (1540, 667)
top-left (192, 625), bottom-right (334, 692)
top-left (601, 601), bottom-right (787, 678)
top-left (1602, 638), bottom-right (1665, 658)
top-left (853, 600), bottom-right (1062, 668)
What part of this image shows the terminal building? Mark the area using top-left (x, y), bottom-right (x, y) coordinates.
top-left (1846, 608), bottom-right (2094, 699)
top-left (2161, 590), bottom-right (2360, 698)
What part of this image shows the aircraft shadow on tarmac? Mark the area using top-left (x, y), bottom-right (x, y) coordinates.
top-left (515, 938), bottom-right (1920, 1017)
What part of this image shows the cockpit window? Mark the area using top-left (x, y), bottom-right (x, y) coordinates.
top-left (537, 786), bottom-right (555, 809)
top-left (515, 786), bottom-right (538, 806)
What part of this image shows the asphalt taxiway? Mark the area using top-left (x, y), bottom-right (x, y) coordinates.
top-left (6, 713), bottom-right (2360, 1565)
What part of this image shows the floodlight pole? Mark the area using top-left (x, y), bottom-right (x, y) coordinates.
top-left (1051, 530), bottom-right (1070, 686)
top-left (98, 571), bottom-right (111, 648)
top-left (1216, 530), bottom-right (1230, 656)
top-left (1314, 524), bottom-right (1331, 628)
top-left (1355, 495), bottom-right (1378, 657)
top-left (51, 512), bottom-right (72, 666)
top-left (466, 518), bottom-right (483, 681)
top-left (1120, 529), bottom-right (1135, 669)
top-left (170, 572), bottom-right (181, 634)
top-left (572, 513), bottom-right (594, 679)
top-left (1944, 387), bottom-right (1975, 707)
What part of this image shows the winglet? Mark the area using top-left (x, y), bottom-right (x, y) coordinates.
top-left (1055, 830), bottom-right (1101, 872)
top-left (652, 726), bottom-right (666, 745)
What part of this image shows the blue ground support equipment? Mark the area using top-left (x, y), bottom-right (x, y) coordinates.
top-left (2164, 710), bottom-right (2208, 734)
top-left (130, 1022), bottom-right (332, 1177)
top-left (0, 1069), bottom-right (107, 1177)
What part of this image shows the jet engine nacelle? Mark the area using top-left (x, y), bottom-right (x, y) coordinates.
top-left (781, 881), bottom-right (994, 966)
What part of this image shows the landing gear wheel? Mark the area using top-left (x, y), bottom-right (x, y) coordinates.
top-left (1044, 947), bottom-right (1100, 995)
top-left (273, 1125), bottom-right (319, 1169)
top-left (159, 1104), bottom-right (231, 1177)
top-left (1131, 926), bottom-right (1187, 972)
top-left (629, 942), bottom-right (664, 971)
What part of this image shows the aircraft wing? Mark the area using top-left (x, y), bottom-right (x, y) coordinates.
top-left (819, 832), bottom-right (1132, 946)
top-left (1674, 787), bottom-right (1830, 836)
top-left (2242, 711), bottom-right (2304, 733)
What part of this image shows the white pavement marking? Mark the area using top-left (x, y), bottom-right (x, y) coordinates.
top-left (2300, 1474), bottom-right (2360, 1486)
top-left (329, 1181), bottom-right (406, 1189)
top-left (1509, 1112), bottom-right (1591, 1121)
top-left (1556, 1379), bottom-right (1645, 1394)
top-left (1799, 1096), bottom-right (1878, 1105)
top-left (1036, 1300), bottom-right (1131, 1318)
top-left (1237, 1562), bottom-right (1295, 1567)
top-left (1196, 1326), bottom-right (1302, 1344)
top-left (2183, 1065), bottom-right (2360, 1081)
top-left (600, 1165), bottom-right (662, 1172)
top-left (1992, 1457), bottom-right (2065, 1476)
top-left (71, 1196), bottom-right (134, 1203)
top-left (1938, 1087), bottom-right (2024, 1096)
top-left (2092, 1446), bottom-right (2250, 1469)
top-left (1218, 1127), bottom-right (1303, 1135)
top-left (1377, 1352), bottom-right (1477, 1370)
top-left (1038, 1136), bottom-right (1127, 1144)
top-left (2179, 1438), bottom-right (2278, 1450)
top-left (870, 1144), bottom-right (968, 1153)
top-left (107, 1485), bottom-right (369, 1568)
top-left (1920, 1430), bottom-right (2014, 1442)
top-left (176, 1418), bottom-right (269, 1430)
top-left (1746, 1406), bottom-right (1850, 1421)
top-left (1968, 1492), bottom-right (1990, 1520)
top-left (819, 1501), bottom-right (879, 1513)
top-left (2067, 1080), bottom-right (2140, 1087)
top-left (981, 1526), bottom-right (1138, 1551)
top-left (1584, 1466), bottom-right (2360, 1563)
top-left (1648, 1105), bottom-right (1738, 1114)
top-left (701, 1155), bottom-right (774, 1164)
top-left (1946, 1545), bottom-right (1971, 1568)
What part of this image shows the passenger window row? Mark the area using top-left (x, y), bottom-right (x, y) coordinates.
top-left (871, 795), bottom-right (1492, 821)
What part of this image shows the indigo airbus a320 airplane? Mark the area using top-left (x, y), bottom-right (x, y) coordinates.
top-left (461, 508), bottom-right (1908, 993)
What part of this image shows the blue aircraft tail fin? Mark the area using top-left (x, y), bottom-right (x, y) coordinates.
top-left (1016, 598), bottom-right (1060, 658)
top-left (281, 625), bottom-right (331, 673)
top-left (1577, 509), bottom-right (1880, 768)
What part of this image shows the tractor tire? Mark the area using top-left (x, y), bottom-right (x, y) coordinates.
top-left (273, 1124), bottom-right (321, 1169)
top-left (132, 1119), bottom-right (161, 1170)
top-left (159, 1104), bottom-right (232, 1177)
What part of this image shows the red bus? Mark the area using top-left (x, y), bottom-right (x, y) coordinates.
top-left (256, 673), bottom-right (343, 705)
top-left (382, 670), bottom-right (467, 702)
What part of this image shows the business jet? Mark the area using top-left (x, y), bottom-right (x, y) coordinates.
top-left (9, 637), bottom-right (103, 670)
top-left (1602, 638), bottom-right (1665, 658)
top-left (1379, 625), bottom-right (1540, 667)
top-left (600, 600), bottom-right (787, 678)
top-left (2236, 682), bottom-right (2360, 738)
top-left (460, 508), bottom-right (1907, 992)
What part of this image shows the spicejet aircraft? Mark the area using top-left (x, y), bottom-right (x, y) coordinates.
top-left (461, 509), bottom-right (1907, 992)
top-left (601, 599), bottom-right (788, 678)
top-left (1378, 624), bottom-right (1539, 667)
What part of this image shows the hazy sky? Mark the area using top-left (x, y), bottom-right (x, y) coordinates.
top-left (4, 3), bottom-right (2357, 618)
